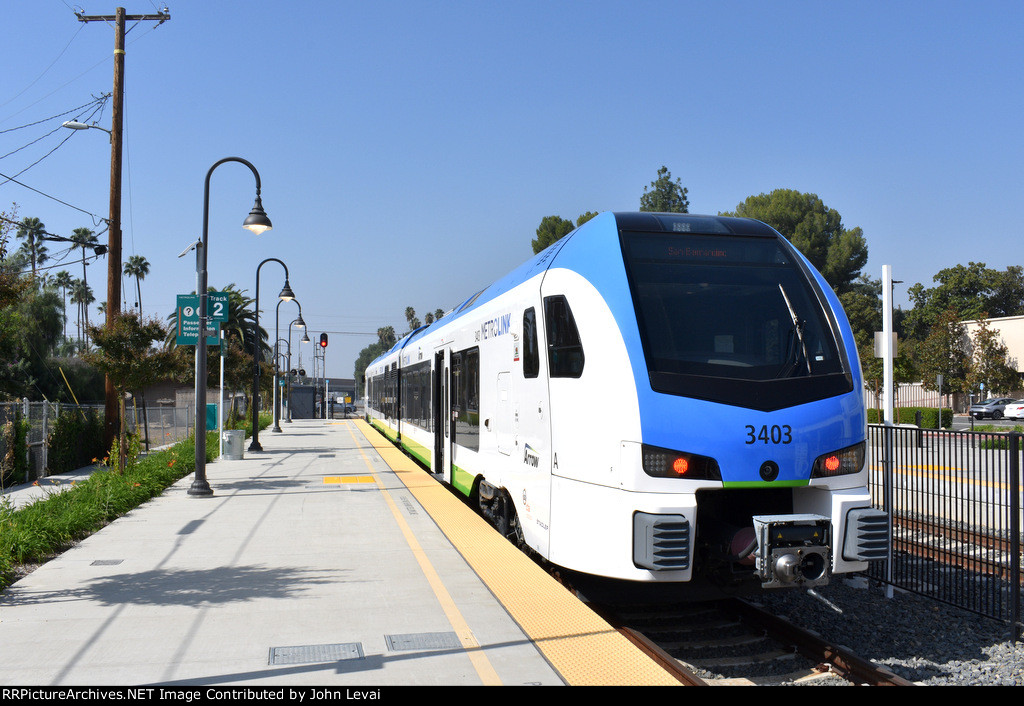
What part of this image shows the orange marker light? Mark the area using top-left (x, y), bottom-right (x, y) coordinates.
top-left (673, 457), bottom-right (689, 475)
top-left (824, 455), bottom-right (841, 473)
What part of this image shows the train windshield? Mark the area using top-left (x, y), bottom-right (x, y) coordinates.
top-left (621, 231), bottom-right (851, 410)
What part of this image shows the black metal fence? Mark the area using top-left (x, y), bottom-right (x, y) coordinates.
top-left (867, 424), bottom-right (1022, 641)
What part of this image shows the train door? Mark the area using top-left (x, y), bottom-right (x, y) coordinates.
top-left (515, 304), bottom-right (551, 557)
top-left (432, 348), bottom-right (451, 481)
top-left (495, 372), bottom-right (512, 455)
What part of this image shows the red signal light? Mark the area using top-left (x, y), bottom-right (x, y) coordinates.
top-left (319, 333), bottom-right (328, 348)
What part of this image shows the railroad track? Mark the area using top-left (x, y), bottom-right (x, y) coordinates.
top-left (892, 514), bottom-right (1023, 585)
top-left (592, 598), bottom-right (914, 686)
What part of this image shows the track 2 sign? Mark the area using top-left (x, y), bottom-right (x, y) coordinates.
top-left (175, 292), bottom-right (229, 346)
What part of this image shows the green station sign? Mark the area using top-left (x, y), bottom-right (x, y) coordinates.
top-left (176, 292), bottom-right (229, 346)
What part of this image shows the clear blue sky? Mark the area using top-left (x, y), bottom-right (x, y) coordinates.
top-left (2, 1), bottom-right (1022, 381)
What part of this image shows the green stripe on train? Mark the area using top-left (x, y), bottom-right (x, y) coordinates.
top-left (722, 480), bottom-right (809, 488)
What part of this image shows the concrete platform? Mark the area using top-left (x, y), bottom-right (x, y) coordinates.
top-left (0, 419), bottom-right (680, 687)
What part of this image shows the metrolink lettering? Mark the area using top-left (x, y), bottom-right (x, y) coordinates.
top-left (480, 313), bottom-right (511, 340)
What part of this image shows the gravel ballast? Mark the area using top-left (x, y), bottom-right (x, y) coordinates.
top-left (753, 576), bottom-right (1023, 686)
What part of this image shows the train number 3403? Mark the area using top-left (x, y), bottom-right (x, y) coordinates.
top-left (744, 424), bottom-right (792, 445)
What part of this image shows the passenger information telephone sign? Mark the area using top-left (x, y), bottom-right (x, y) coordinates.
top-left (176, 292), bottom-right (229, 346)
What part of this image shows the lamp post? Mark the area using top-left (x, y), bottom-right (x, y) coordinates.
top-left (287, 318), bottom-right (309, 423)
top-left (273, 298), bottom-right (302, 432)
top-left (190, 157), bottom-right (272, 497)
top-left (273, 337), bottom-right (290, 432)
top-left (250, 258), bottom-right (293, 452)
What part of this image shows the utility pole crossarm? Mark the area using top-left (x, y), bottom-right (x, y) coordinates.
top-left (75, 11), bottom-right (171, 24)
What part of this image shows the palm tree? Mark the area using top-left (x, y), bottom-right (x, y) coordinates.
top-left (165, 283), bottom-right (268, 357)
top-left (70, 279), bottom-right (95, 346)
top-left (123, 254), bottom-right (150, 316)
top-left (54, 270), bottom-right (73, 339)
top-left (69, 227), bottom-right (99, 301)
top-left (16, 217), bottom-right (45, 278)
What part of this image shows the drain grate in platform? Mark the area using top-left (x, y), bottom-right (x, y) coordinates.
top-left (269, 642), bottom-right (364, 665)
top-left (90, 559), bottom-right (123, 566)
top-left (385, 632), bottom-right (461, 652)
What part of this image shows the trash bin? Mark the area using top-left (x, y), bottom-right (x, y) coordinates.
top-left (222, 429), bottom-right (245, 460)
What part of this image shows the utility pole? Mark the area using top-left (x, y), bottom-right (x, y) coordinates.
top-left (75, 7), bottom-right (170, 449)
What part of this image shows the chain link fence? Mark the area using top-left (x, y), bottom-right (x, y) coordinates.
top-left (0, 400), bottom-right (196, 482)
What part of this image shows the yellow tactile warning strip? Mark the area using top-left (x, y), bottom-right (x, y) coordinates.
top-left (352, 419), bottom-right (682, 686)
top-left (322, 475), bottom-right (376, 484)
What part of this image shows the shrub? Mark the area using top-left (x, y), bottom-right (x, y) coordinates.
top-left (867, 407), bottom-right (953, 428)
top-left (46, 408), bottom-right (105, 475)
top-left (1, 416), bottom-right (30, 487)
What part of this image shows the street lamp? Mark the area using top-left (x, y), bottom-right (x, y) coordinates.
top-left (62, 120), bottom-right (112, 140)
top-left (287, 316), bottom-right (309, 423)
top-left (273, 297), bottom-right (301, 432)
top-left (250, 257), bottom-right (292, 452)
top-left (190, 157), bottom-right (272, 497)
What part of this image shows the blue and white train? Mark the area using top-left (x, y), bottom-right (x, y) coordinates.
top-left (365, 212), bottom-right (887, 598)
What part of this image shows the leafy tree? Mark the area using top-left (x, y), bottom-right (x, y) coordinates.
top-left (532, 215), bottom-right (575, 254)
top-left (639, 166), bottom-right (688, 213)
top-left (903, 262), bottom-right (1024, 341)
top-left (354, 326), bottom-right (399, 388)
top-left (576, 211), bottom-right (599, 226)
top-left (0, 284), bottom-right (63, 399)
top-left (916, 308), bottom-right (971, 395)
top-left (124, 254), bottom-right (150, 316)
top-left (83, 312), bottom-right (180, 472)
top-left (721, 189), bottom-right (867, 295)
top-left (966, 317), bottom-right (1020, 395)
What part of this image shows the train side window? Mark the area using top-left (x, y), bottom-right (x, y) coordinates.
top-left (452, 347), bottom-right (480, 451)
top-left (522, 307), bottom-right (539, 378)
top-left (544, 295), bottom-right (584, 378)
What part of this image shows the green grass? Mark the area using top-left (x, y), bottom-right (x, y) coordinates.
top-left (0, 413), bottom-right (272, 587)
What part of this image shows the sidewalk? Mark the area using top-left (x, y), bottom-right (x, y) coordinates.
top-left (0, 419), bottom-right (567, 686)
top-left (1, 463), bottom-right (101, 510)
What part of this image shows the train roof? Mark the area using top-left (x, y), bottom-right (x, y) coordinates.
top-left (368, 212), bottom-right (783, 367)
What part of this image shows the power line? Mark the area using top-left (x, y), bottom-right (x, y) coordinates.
top-left (0, 94), bottom-right (110, 135)
top-left (0, 169), bottom-right (107, 221)
top-left (0, 24), bottom-right (85, 112)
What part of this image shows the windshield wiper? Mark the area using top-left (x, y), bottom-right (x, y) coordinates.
top-left (778, 284), bottom-right (811, 376)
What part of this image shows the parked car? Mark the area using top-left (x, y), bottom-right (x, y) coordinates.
top-left (1001, 399), bottom-right (1024, 420)
top-left (968, 397), bottom-right (1017, 419)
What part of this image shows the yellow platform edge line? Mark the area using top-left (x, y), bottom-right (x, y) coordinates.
top-left (353, 419), bottom-right (681, 687)
top-left (344, 424), bottom-right (502, 686)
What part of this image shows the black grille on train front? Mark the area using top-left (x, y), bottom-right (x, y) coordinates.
top-left (633, 513), bottom-right (691, 571)
top-left (842, 507), bottom-right (890, 562)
